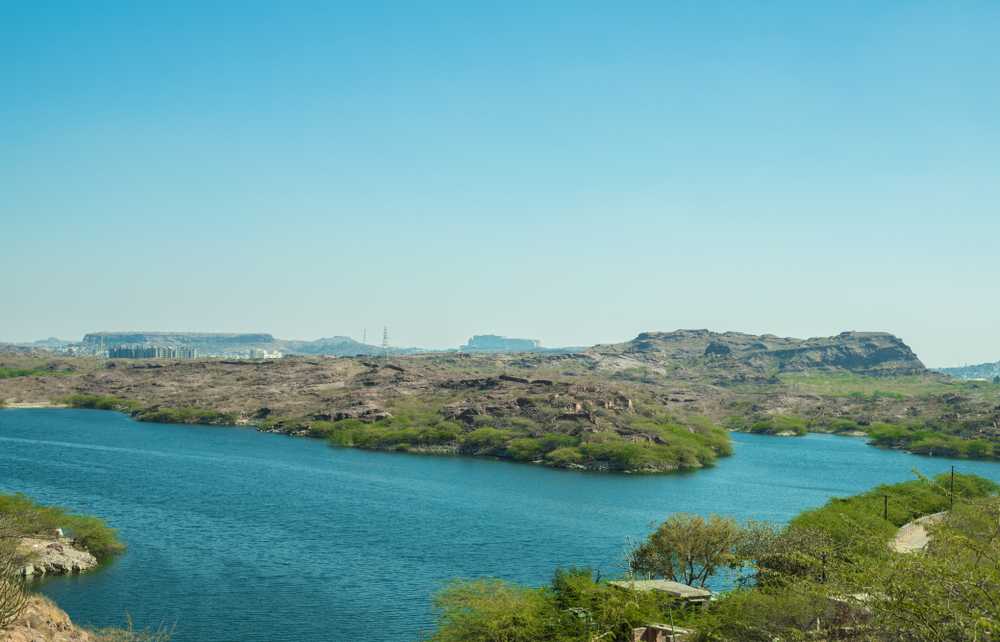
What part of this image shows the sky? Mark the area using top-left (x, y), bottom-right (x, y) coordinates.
top-left (2, 1), bottom-right (998, 367)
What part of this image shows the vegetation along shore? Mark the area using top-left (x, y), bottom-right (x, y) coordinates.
top-left (427, 472), bottom-right (1000, 641)
top-left (0, 494), bottom-right (170, 641)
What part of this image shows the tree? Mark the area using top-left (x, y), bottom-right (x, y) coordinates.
top-left (627, 514), bottom-right (742, 587)
top-left (429, 579), bottom-right (556, 642)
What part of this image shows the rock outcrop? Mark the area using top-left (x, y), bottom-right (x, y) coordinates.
top-left (591, 330), bottom-right (926, 377)
top-left (17, 538), bottom-right (98, 578)
top-left (0, 595), bottom-right (92, 642)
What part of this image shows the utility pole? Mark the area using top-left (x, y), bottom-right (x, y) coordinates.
top-left (950, 465), bottom-right (955, 510)
top-left (883, 495), bottom-right (888, 521)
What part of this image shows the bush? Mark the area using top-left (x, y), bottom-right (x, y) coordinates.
top-left (505, 438), bottom-right (544, 461)
top-left (748, 416), bottom-right (807, 436)
top-left (429, 579), bottom-right (556, 642)
top-left (460, 428), bottom-right (514, 454)
top-left (545, 447), bottom-right (583, 466)
top-left (63, 394), bottom-right (139, 412)
top-left (135, 407), bottom-right (235, 425)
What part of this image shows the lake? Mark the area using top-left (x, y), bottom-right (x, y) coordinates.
top-left (2, 408), bottom-right (999, 641)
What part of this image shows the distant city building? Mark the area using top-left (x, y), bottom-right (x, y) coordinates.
top-left (460, 335), bottom-right (542, 353)
top-left (245, 347), bottom-right (282, 359)
top-left (108, 344), bottom-right (197, 359)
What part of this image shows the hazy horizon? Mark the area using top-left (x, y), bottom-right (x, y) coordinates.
top-left (4, 2), bottom-right (998, 368)
top-left (2, 325), bottom-right (993, 368)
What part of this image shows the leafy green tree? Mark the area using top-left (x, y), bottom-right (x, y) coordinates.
top-left (628, 514), bottom-right (742, 587)
top-left (428, 579), bottom-right (557, 642)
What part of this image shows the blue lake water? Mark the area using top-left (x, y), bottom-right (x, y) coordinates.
top-left (2, 408), bottom-right (999, 641)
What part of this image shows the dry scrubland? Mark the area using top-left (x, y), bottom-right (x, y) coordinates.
top-left (2, 330), bottom-right (999, 471)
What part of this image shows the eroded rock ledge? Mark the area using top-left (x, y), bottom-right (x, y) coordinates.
top-left (0, 595), bottom-right (92, 642)
top-left (17, 537), bottom-right (98, 578)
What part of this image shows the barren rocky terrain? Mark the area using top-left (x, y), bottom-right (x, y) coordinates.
top-left (2, 330), bottom-right (998, 470)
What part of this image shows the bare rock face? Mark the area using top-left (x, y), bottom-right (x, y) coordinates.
top-left (592, 330), bottom-right (925, 377)
top-left (17, 538), bottom-right (98, 578)
top-left (0, 595), bottom-right (92, 642)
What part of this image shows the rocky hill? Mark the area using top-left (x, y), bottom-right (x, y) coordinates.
top-left (588, 330), bottom-right (926, 378)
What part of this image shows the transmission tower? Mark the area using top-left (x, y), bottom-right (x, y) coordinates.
top-left (381, 326), bottom-right (389, 360)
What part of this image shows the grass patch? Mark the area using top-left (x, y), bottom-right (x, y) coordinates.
top-left (0, 367), bottom-right (70, 379)
top-left (778, 372), bottom-right (957, 397)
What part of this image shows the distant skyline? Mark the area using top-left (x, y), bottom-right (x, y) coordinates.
top-left (3, 2), bottom-right (998, 367)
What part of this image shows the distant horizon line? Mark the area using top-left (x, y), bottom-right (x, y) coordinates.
top-left (4, 328), bottom-right (998, 369)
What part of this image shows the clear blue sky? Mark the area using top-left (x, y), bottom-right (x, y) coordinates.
top-left (3, 1), bottom-right (998, 366)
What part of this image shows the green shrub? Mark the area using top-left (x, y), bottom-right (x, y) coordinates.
top-left (506, 438), bottom-right (544, 461)
top-left (545, 447), bottom-right (584, 466)
top-left (135, 406), bottom-right (236, 425)
top-left (825, 418), bottom-right (863, 433)
top-left (63, 394), bottom-right (139, 412)
top-left (460, 427), bottom-right (513, 454)
top-left (748, 416), bottom-right (807, 436)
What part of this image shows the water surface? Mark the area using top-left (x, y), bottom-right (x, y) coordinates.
top-left (2, 409), bottom-right (999, 641)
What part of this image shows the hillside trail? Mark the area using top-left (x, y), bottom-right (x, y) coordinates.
top-left (891, 511), bottom-right (947, 553)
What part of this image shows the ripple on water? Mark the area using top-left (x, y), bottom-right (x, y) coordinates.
top-left (2, 409), bottom-right (999, 642)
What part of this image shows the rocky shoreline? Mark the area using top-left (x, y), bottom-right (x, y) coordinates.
top-left (17, 537), bottom-right (98, 578)
top-left (1, 595), bottom-right (93, 642)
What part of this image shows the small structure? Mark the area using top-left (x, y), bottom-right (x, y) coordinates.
top-left (631, 624), bottom-right (694, 642)
top-left (609, 579), bottom-right (711, 607)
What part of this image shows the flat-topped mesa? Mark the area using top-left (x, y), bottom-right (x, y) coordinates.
top-left (593, 329), bottom-right (926, 376)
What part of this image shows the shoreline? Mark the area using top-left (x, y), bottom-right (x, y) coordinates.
top-left (1, 401), bottom-right (70, 409)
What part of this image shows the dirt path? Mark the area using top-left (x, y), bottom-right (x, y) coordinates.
top-left (891, 511), bottom-right (947, 553)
